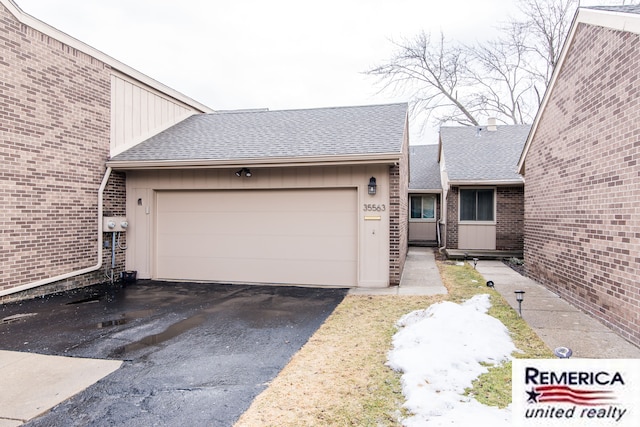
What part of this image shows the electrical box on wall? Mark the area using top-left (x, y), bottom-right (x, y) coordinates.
top-left (103, 217), bottom-right (129, 232)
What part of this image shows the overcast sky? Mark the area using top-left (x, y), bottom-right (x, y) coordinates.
top-left (12, 0), bottom-right (626, 143)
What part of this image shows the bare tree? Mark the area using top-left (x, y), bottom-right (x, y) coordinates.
top-left (515, 0), bottom-right (578, 103)
top-left (367, 0), bottom-right (582, 127)
top-left (465, 22), bottom-right (536, 125)
top-left (367, 32), bottom-right (481, 127)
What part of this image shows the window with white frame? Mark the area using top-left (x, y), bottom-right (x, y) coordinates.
top-left (459, 188), bottom-right (494, 221)
top-left (410, 195), bottom-right (435, 220)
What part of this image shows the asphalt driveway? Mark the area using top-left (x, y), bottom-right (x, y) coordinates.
top-left (0, 281), bottom-right (347, 426)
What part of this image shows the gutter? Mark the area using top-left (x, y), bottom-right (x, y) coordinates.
top-left (447, 179), bottom-right (524, 186)
top-left (106, 153), bottom-right (403, 170)
top-left (0, 168), bottom-right (112, 298)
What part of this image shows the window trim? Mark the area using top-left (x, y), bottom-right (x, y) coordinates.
top-left (409, 194), bottom-right (437, 222)
top-left (458, 187), bottom-right (496, 224)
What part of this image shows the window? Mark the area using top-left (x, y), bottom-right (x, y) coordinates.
top-left (460, 189), bottom-right (494, 221)
top-left (410, 195), bottom-right (435, 220)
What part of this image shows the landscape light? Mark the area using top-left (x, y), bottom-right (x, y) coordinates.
top-left (514, 290), bottom-right (525, 317)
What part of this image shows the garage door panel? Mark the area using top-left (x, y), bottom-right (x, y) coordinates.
top-left (156, 189), bottom-right (357, 286)
top-left (157, 233), bottom-right (356, 261)
top-left (159, 212), bottom-right (355, 237)
top-left (157, 256), bottom-right (355, 286)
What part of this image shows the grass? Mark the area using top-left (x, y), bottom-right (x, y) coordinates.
top-left (235, 257), bottom-right (552, 426)
top-left (438, 261), bottom-right (553, 408)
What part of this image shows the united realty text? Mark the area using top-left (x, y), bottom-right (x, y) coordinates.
top-left (525, 405), bottom-right (627, 422)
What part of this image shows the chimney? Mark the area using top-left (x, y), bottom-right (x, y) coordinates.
top-left (487, 117), bottom-right (497, 131)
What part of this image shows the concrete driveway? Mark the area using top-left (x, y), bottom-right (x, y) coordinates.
top-left (0, 281), bottom-right (347, 426)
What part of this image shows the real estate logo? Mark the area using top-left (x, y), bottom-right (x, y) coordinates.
top-left (512, 359), bottom-right (640, 426)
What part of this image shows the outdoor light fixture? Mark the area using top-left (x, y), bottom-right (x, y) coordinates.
top-left (472, 258), bottom-right (479, 269)
top-left (515, 290), bottom-right (525, 317)
top-left (235, 168), bottom-right (252, 177)
top-left (368, 177), bottom-right (377, 195)
top-left (486, 280), bottom-right (494, 288)
top-left (554, 346), bottom-right (573, 359)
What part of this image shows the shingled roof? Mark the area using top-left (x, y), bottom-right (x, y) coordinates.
top-left (587, 5), bottom-right (640, 14)
top-left (440, 125), bottom-right (530, 183)
top-left (409, 144), bottom-right (441, 191)
top-left (108, 103), bottom-right (408, 166)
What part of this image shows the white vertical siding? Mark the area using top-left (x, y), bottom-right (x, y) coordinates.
top-left (110, 73), bottom-right (198, 156)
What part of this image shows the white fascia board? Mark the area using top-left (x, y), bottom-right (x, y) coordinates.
top-left (447, 179), bottom-right (523, 186)
top-left (409, 189), bottom-right (443, 194)
top-left (106, 153), bottom-right (403, 170)
top-left (579, 7), bottom-right (640, 35)
top-left (2, 0), bottom-right (212, 113)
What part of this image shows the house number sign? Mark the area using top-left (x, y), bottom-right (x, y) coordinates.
top-left (363, 204), bottom-right (386, 212)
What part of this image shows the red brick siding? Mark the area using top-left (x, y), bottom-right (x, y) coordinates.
top-left (389, 125), bottom-right (409, 286)
top-left (496, 186), bottom-right (524, 250)
top-left (445, 187), bottom-right (459, 248)
top-left (0, 4), bottom-right (119, 301)
top-left (103, 171), bottom-right (127, 280)
top-left (523, 24), bottom-right (640, 346)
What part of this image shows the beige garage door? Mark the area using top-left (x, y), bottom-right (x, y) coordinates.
top-left (156, 189), bottom-right (357, 286)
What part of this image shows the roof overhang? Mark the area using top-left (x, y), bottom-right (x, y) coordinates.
top-left (447, 179), bottom-right (524, 187)
top-left (409, 188), bottom-right (443, 194)
top-left (106, 153), bottom-right (402, 171)
top-left (517, 6), bottom-right (640, 174)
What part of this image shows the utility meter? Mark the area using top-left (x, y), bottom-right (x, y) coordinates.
top-left (103, 217), bottom-right (128, 232)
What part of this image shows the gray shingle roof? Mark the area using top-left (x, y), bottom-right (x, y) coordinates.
top-left (587, 5), bottom-right (640, 14)
top-left (110, 103), bottom-right (408, 163)
top-left (440, 125), bottom-right (530, 182)
top-left (409, 144), bottom-right (441, 190)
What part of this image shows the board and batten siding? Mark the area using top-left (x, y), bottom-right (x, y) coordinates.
top-left (110, 73), bottom-right (197, 157)
top-left (126, 165), bottom-right (392, 287)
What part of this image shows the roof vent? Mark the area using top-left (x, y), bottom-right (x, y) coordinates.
top-left (487, 117), bottom-right (497, 131)
top-left (476, 126), bottom-right (483, 137)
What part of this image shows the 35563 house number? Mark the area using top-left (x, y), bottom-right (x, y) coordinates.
top-left (363, 204), bottom-right (386, 212)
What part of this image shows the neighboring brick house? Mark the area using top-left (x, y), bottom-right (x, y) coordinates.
top-left (518, 6), bottom-right (640, 346)
top-left (1, 0), bottom-right (209, 302)
top-left (438, 122), bottom-right (529, 255)
top-left (1, 1), bottom-right (410, 300)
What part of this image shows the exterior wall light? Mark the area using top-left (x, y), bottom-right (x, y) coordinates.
top-left (515, 290), bottom-right (525, 317)
top-left (368, 177), bottom-right (377, 195)
top-left (235, 168), bottom-right (252, 177)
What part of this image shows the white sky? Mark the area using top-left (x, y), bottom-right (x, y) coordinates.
top-left (12, 0), bottom-right (627, 144)
top-left (388, 294), bottom-right (516, 426)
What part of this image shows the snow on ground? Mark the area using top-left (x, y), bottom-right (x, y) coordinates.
top-left (387, 294), bottom-right (517, 426)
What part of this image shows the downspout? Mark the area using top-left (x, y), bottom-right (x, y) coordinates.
top-left (0, 167), bottom-right (112, 298)
top-left (438, 188), bottom-right (448, 253)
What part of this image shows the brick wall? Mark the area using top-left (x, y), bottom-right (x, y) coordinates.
top-left (0, 4), bottom-right (125, 301)
top-left (445, 187), bottom-right (459, 248)
top-left (389, 124), bottom-right (410, 286)
top-left (523, 23), bottom-right (640, 346)
top-left (496, 186), bottom-right (524, 250)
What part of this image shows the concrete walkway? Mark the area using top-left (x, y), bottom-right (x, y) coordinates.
top-left (0, 351), bottom-right (121, 426)
top-left (474, 260), bottom-right (640, 359)
top-left (349, 247), bottom-right (448, 296)
top-left (350, 248), bottom-right (640, 359)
